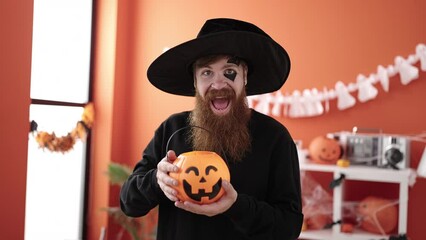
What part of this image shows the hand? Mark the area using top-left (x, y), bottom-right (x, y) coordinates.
top-left (174, 180), bottom-right (237, 217)
top-left (156, 150), bottom-right (179, 202)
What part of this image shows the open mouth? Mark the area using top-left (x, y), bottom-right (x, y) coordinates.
top-left (319, 156), bottom-right (336, 162)
top-left (183, 178), bottom-right (222, 202)
top-left (210, 97), bottom-right (230, 115)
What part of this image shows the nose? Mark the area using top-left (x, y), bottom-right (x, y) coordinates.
top-left (210, 75), bottom-right (228, 90)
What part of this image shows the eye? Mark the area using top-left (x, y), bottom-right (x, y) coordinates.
top-left (224, 68), bottom-right (237, 81)
top-left (200, 69), bottom-right (213, 77)
top-left (185, 166), bottom-right (199, 176)
top-left (224, 69), bottom-right (236, 75)
top-left (205, 165), bottom-right (218, 175)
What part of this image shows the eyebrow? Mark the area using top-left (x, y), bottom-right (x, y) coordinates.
top-left (197, 63), bottom-right (238, 70)
top-left (223, 63), bottom-right (239, 68)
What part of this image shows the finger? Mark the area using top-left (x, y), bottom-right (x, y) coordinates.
top-left (221, 180), bottom-right (237, 202)
top-left (221, 180), bottom-right (235, 196)
top-left (158, 160), bottom-right (179, 173)
top-left (166, 194), bottom-right (179, 202)
top-left (221, 180), bottom-right (231, 191)
top-left (157, 170), bottom-right (178, 186)
top-left (166, 150), bottom-right (177, 162)
top-left (158, 178), bottom-right (179, 201)
top-left (163, 188), bottom-right (178, 202)
top-left (162, 185), bottom-right (179, 201)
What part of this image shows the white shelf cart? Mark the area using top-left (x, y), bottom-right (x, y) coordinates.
top-left (299, 162), bottom-right (411, 240)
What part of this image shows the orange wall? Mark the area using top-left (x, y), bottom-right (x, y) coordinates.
top-left (100, 0), bottom-right (426, 239)
top-left (0, 0), bottom-right (33, 239)
top-left (2, 0), bottom-right (425, 239)
top-left (86, 0), bottom-right (118, 239)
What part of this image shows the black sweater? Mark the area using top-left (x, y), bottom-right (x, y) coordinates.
top-left (120, 110), bottom-right (303, 240)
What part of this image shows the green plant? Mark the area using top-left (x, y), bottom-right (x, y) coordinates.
top-left (106, 162), bottom-right (132, 186)
top-left (104, 162), bottom-right (157, 240)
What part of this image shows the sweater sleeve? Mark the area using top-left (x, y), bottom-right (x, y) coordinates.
top-left (120, 112), bottom-right (191, 217)
top-left (119, 117), bottom-right (172, 217)
top-left (224, 133), bottom-right (304, 240)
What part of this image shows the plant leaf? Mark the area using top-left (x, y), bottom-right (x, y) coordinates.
top-left (106, 162), bottom-right (132, 186)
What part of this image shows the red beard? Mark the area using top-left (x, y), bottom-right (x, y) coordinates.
top-left (188, 88), bottom-right (251, 162)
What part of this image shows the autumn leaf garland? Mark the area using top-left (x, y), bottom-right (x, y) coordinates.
top-left (30, 103), bottom-right (94, 153)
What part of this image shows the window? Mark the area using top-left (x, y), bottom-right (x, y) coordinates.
top-left (30, 0), bottom-right (92, 103)
top-left (25, 1), bottom-right (93, 239)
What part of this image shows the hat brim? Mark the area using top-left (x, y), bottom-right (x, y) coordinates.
top-left (147, 31), bottom-right (290, 96)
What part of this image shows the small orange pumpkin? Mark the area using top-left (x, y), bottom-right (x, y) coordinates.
top-left (308, 136), bottom-right (342, 164)
top-left (169, 151), bottom-right (230, 204)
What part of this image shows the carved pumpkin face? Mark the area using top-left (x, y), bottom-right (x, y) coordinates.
top-left (309, 136), bottom-right (342, 164)
top-left (169, 151), bottom-right (230, 204)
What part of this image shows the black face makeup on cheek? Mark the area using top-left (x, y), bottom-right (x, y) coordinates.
top-left (224, 72), bottom-right (237, 81)
top-left (225, 56), bottom-right (242, 81)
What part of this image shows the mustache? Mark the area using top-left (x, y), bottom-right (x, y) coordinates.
top-left (205, 88), bottom-right (235, 100)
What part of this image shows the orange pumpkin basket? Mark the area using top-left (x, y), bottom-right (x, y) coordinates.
top-left (170, 151), bottom-right (230, 204)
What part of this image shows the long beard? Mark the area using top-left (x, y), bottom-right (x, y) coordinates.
top-left (188, 88), bottom-right (251, 162)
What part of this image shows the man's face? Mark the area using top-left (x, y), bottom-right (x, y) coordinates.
top-left (194, 57), bottom-right (247, 116)
top-left (190, 56), bottom-right (251, 162)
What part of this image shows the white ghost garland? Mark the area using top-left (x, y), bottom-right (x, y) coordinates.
top-left (357, 74), bottom-right (378, 102)
top-left (288, 90), bottom-right (306, 118)
top-left (416, 44), bottom-right (426, 71)
top-left (335, 81), bottom-right (356, 110)
top-left (301, 89), bottom-right (324, 117)
top-left (377, 65), bottom-right (390, 92)
top-left (395, 56), bottom-right (419, 85)
top-left (249, 43), bottom-right (425, 118)
top-left (271, 90), bottom-right (285, 117)
top-left (253, 93), bottom-right (273, 116)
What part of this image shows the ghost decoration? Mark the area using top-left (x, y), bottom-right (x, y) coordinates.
top-left (254, 93), bottom-right (272, 115)
top-left (271, 90), bottom-right (285, 117)
top-left (283, 92), bottom-right (291, 117)
top-left (322, 87), bottom-right (331, 113)
top-left (386, 64), bottom-right (398, 78)
top-left (247, 95), bottom-right (258, 108)
top-left (301, 89), bottom-right (324, 117)
top-left (311, 88), bottom-right (325, 116)
top-left (417, 146), bottom-right (426, 178)
top-left (376, 65), bottom-right (390, 92)
top-left (302, 89), bottom-right (317, 117)
top-left (357, 74), bottom-right (378, 102)
top-left (416, 43), bottom-right (426, 71)
top-left (288, 90), bottom-right (306, 118)
top-left (395, 56), bottom-right (419, 85)
top-left (257, 43), bottom-right (424, 118)
top-left (335, 81), bottom-right (356, 110)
